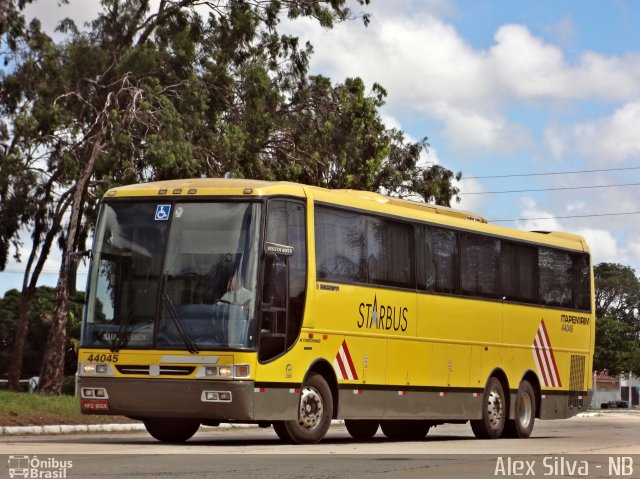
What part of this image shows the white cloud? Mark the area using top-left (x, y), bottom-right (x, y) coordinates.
top-left (490, 24), bottom-right (640, 102)
top-left (434, 102), bottom-right (531, 154)
top-left (454, 177), bottom-right (488, 214)
top-left (514, 197), bottom-right (562, 232)
top-left (573, 101), bottom-right (640, 164)
top-left (489, 24), bottom-right (573, 101)
top-left (25, 0), bottom-right (102, 34)
top-left (575, 228), bottom-right (620, 263)
top-left (624, 242), bottom-right (640, 270)
top-left (380, 112), bottom-right (403, 132)
top-left (284, 11), bottom-right (640, 157)
top-left (421, 142), bottom-right (440, 167)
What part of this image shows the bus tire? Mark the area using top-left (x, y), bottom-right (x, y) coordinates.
top-left (381, 420), bottom-right (431, 441)
top-left (143, 418), bottom-right (200, 443)
top-left (471, 377), bottom-right (506, 439)
top-left (273, 373), bottom-right (333, 444)
top-left (345, 420), bottom-right (379, 440)
top-left (503, 380), bottom-right (536, 438)
top-left (272, 421), bottom-right (294, 443)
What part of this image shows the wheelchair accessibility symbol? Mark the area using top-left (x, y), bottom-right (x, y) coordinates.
top-left (155, 205), bottom-right (171, 221)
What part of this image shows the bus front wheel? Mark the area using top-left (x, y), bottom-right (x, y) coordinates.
top-left (503, 380), bottom-right (536, 438)
top-left (273, 373), bottom-right (333, 444)
top-left (471, 377), bottom-right (506, 439)
top-left (143, 418), bottom-right (200, 443)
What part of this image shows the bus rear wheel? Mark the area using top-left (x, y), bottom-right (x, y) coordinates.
top-left (273, 373), bottom-right (333, 444)
top-left (471, 377), bottom-right (506, 439)
top-left (503, 380), bottom-right (536, 438)
top-left (143, 418), bottom-right (200, 443)
top-left (345, 420), bottom-right (379, 440)
top-left (381, 420), bottom-right (431, 441)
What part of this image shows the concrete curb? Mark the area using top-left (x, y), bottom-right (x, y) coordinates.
top-left (0, 420), bottom-right (346, 436)
top-left (0, 422), bottom-right (257, 436)
top-left (0, 423), bottom-right (147, 436)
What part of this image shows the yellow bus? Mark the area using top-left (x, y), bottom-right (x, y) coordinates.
top-left (77, 178), bottom-right (594, 444)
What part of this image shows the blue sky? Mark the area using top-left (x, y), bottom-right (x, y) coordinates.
top-left (3, 0), bottom-right (640, 295)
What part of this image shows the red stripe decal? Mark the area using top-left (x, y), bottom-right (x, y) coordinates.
top-left (342, 340), bottom-right (359, 380)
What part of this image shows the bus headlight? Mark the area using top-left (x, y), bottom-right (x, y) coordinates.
top-left (196, 364), bottom-right (250, 379)
top-left (79, 363), bottom-right (114, 376)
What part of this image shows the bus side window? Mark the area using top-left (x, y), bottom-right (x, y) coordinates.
top-left (572, 253), bottom-right (591, 311)
top-left (430, 227), bottom-right (458, 294)
top-left (315, 207), bottom-right (366, 283)
top-left (539, 248), bottom-right (574, 308)
top-left (502, 242), bottom-right (539, 304)
top-left (367, 217), bottom-right (414, 288)
top-left (416, 226), bottom-right (435, 291)
top-left (460, 233), bottom-right (500, 299)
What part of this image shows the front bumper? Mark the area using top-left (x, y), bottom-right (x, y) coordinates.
top-left (78, 377), bottom-right (255, 420)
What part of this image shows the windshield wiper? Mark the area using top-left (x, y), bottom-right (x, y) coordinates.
top-left (111, 312), bottom-right (134, 352)
top-left (162, 294), bottom-right (200, 354)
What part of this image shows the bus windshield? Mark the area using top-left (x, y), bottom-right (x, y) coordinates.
top-left (82, 201), bottom-right (262, 351)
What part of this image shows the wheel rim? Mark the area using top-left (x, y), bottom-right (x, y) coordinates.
top-left (518, 392), bottom-right (533, 429)
top-left (487, 389), bottom-right (504, 429)
top-left (298, 386), bottom-right (324, 430)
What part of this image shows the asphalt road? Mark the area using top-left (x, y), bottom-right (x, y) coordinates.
top-left (2, 413), bottom-right (639, 478)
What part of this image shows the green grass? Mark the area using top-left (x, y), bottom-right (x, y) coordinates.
top-left (0, 390), bottom-right (136, 426)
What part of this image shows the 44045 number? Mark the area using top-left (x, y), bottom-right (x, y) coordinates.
top-left (86, 353), bottom-right (119, 363)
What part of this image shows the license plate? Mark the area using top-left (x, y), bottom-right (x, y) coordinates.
top-left (81, 399), bottom-right (109, 411)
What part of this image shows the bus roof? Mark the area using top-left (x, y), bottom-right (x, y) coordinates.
top-left (104, 178), bottom-right (589, 253)
top-left (104, 178), bottom-right (308, 198)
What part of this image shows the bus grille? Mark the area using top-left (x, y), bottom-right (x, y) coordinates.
top-left (568, 355), bottom-right (586, 408)
top-left (115, 365), bottom-right (195, 376)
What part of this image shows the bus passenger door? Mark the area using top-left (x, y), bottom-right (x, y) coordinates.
top-left (258, 200), bottom-right (307, 363)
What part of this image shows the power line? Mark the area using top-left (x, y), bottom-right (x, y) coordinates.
top-left (461, 166), bottom-right (640, 180)
top-left (461, 181), bottom-right (640, 195)
top-left (489, 211), bottom-right (640, 223)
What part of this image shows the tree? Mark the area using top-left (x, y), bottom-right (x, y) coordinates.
top-left (1, 0), bottom-right (460, 394)
top-left (594, 263), bottom-right (640, 325)
top-left (594, 316), bottom-right (640, 375)
top-left (0, 287), bottom-right (82, 380)
top-left (593, 263), bottom-right (640, 374)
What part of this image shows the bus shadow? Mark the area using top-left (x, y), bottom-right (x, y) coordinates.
top-left (10, 429), bottom-right (558, 448)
